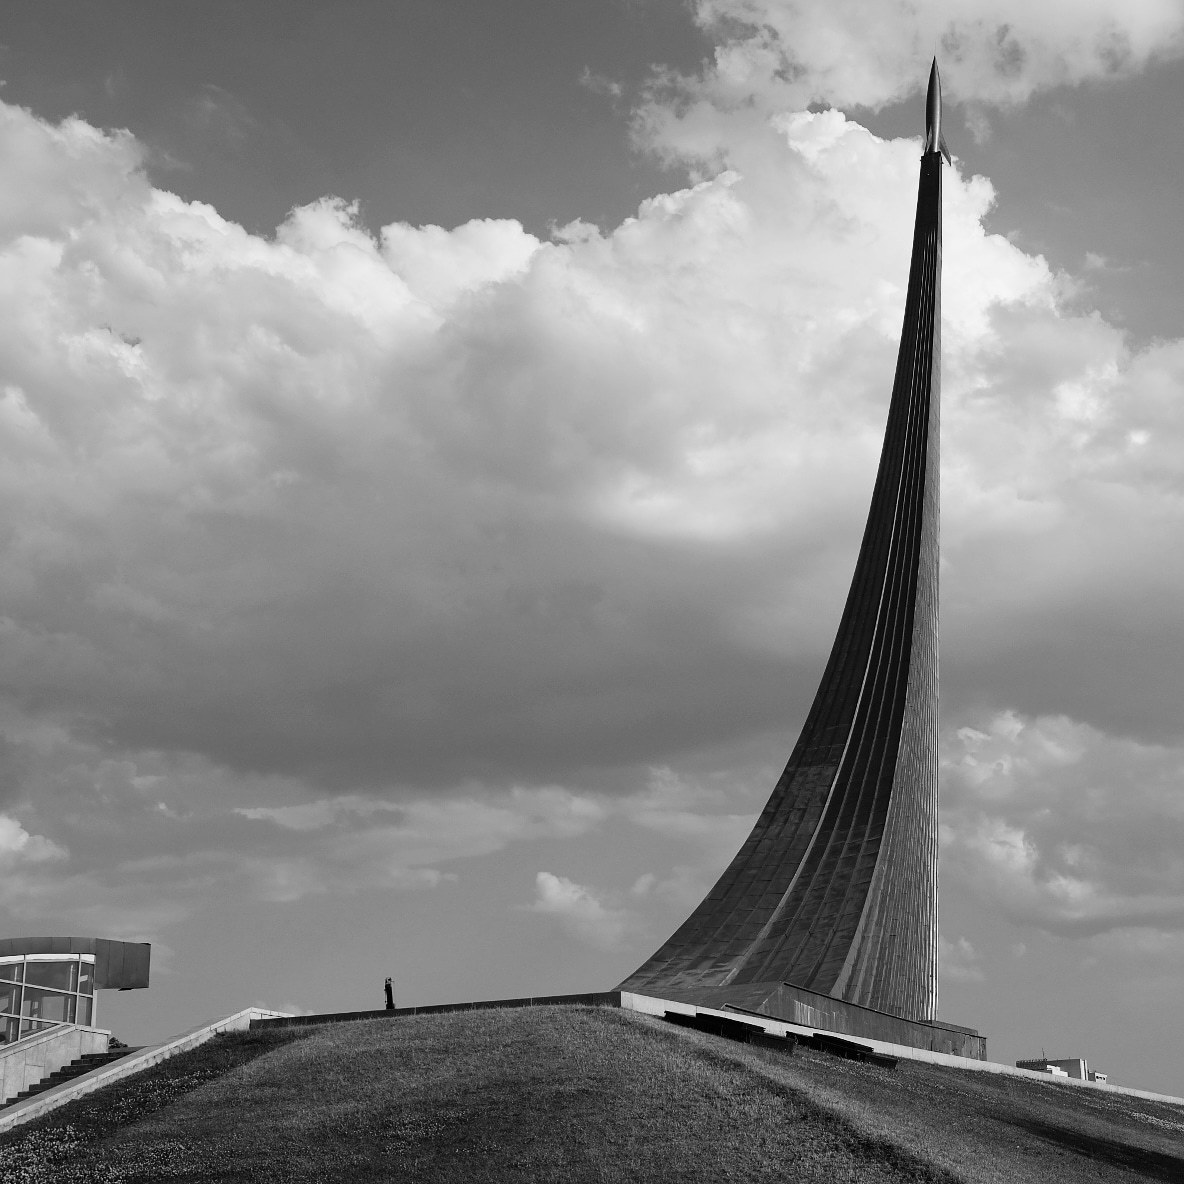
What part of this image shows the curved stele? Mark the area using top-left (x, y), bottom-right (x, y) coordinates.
top-left (619, 72), bottom-right (945, 1024)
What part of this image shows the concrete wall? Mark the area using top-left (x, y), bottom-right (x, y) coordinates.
top-left (623, 991), bottom-right (1184, 1107)
top-left (0, 1025), bottom-right (109, 1103)
top-left (253, 991), bottom-right (620, 1030)
top-left (0, 1006), bottom-right (290, 1133)
top-left (1017, 1057), bottom-right (1088, 1080)
top-left (657, 979), bottom-right (987, 1059)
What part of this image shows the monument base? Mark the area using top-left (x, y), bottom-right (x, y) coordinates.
top-left (648, 980), bottom-right (986, 1060)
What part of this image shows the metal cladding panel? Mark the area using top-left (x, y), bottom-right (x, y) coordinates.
top-left (831, 155), bottom-right (941, 1021)
top-left (0, 937), bottom-right (97, 959)
top-left (619, 151), bottom-right (943, 1023)
top-left (94, 939), bottom-right (150, 989)
top-left (0, 936), bottom-right (150, 989)
top-left (95, 940), bottom-right (116, 988)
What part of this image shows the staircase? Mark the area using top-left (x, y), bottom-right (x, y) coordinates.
top-left (1, 1046), bottom-right (137, 1109)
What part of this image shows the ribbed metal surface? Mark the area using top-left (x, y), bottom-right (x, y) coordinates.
top-left (619, 152), bottom-right (942, 1023)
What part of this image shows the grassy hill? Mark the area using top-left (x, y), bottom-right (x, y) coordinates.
top-left (2, 1004), bottom-right (1182, 1183)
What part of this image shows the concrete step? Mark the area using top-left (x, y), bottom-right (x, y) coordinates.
top-left (662, 1010), bottom-right (796, 1054)
top-left (1, 1045), bottom-right (138, 1109)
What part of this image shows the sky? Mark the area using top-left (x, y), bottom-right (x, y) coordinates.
top-left (1, 0), bottom-right (1183, 1095)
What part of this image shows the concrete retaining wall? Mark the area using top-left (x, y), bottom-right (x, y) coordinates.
top-left (660, 980), bottom-right (986, 1059)
top-left (622, 992), bottom-right (1184, 1107)
top-left (252, 991), bottom-right (620, 1030)
top-left (1, 1025), bottom-right (110, 1104)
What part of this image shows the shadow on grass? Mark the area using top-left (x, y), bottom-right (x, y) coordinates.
top-left (1010, 1116), bottom-right (1184, 1182)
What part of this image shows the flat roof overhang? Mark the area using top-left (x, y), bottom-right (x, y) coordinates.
top-left (0, 938), bottom-right (150, 989)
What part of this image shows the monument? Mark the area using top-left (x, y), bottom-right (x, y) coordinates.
top-left (619, 62), bottom-right (983, 1057)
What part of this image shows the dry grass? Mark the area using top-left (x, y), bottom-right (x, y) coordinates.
top-left (1, 1005), bottom-right (1181, 1182)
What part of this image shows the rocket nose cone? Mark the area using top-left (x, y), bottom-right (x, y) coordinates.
top-left (924, 58), bottom-right (942, 152)
top-left (924, 59), bottom-right (951, 162)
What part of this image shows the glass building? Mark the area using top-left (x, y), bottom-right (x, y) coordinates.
top-left (0, 937), bottom-right (149, 1046)
top-left (0, 953), bottom-right (96, 1044)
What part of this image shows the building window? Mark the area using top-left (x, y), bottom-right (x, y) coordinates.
top-left (0, 955), bottom-right (97, 1044)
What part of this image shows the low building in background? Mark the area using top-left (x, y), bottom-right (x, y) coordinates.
top-left (1016, 1056), bottom-right (1107, 1084)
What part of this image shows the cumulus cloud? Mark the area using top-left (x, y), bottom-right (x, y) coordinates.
top-left (939, 934), bottom-right (985, 984)
top-left (0, 96), bottom-right (966, 796)
top-left (0, 814), bottom-right (65, 865)
top-left (1, 12), bottom-right (1184, 968)
top-left (524, 871), bottom-right (632, 949)
top-left (621, 766), bottom-right (754, 850)
top-left (942, 713), bottom-right (1184, 937)
top-left (0, 806), bottom-right (178, 938)
top-left (24, 746), bottom-right (609, 910)
top-left (231, 786), bottom-right (606, 901)
top-left (672, 0), bottom-right (1184, 114)
top-left (0, 85), bottom-right (1101, 819)
top-left (615, 766), bottom-right (761, 909)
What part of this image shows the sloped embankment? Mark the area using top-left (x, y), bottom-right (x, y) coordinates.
top-left (1, 1005), bottom-right (1181, 1183)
